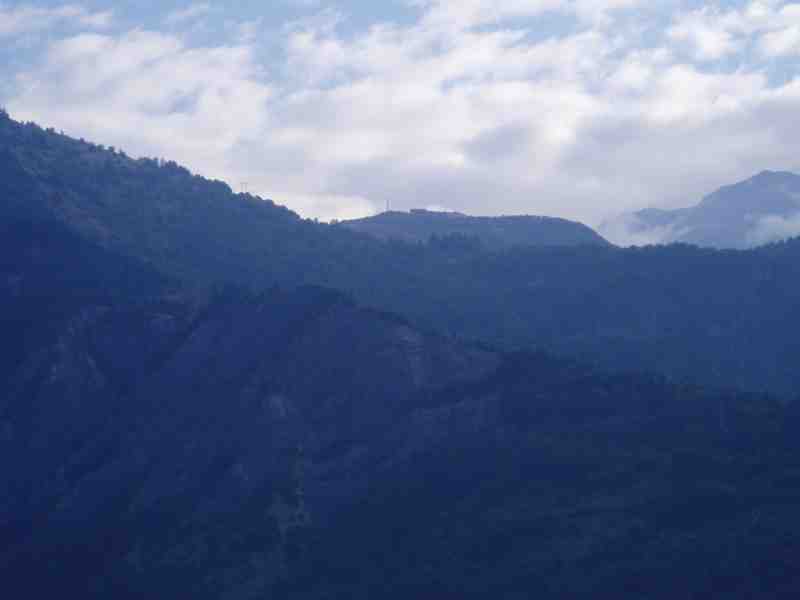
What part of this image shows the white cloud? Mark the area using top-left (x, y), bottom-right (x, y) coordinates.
top-left (414, 0), bottom-right (566, 29)
top-left (759, 23), bottom-right (800, 55)
top-left (572, 0), bottom-right (642, 26)
top-left (0, 3), bottom-right (112, 37)
top-left (165, 3), bottom-right (212, 25)
top-left (414, 0), bottom-right (642, 29)
top-left (5, 1), bottom-right (800, 224)
top-left (668, 8), bottom-right (743, 60)
top-left (598, 214), bottom-right (689, 247)
top-left (9, 30), bottom-right (272, 198)
top-left (666, 2), bottom-right (800, 60)
top-left (747, 212), bottom-right (800, 244)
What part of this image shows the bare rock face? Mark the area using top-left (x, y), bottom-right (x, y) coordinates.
top-left (0, 267), bottom-right (505, 598)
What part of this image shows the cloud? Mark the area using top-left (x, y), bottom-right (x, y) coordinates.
top-left (6, 1), bottom-right (800, 224)
top-left (414, 0), bottom-right (565, 28)
top-left (0, 3), bottom-right (112, 38)
top-left (9, 29), bottom-right (273, 200)
top-left (571, 0), bottom-right (642, 26)
top-left (668, 8), bottom-right (743, 61)
top-left (165, 3), bottom-right (212, 25)
top-left (666, 1), bottom-right (800, 60)
top-left (759, 3), bottom-right (800, 55)
top-left (747, 212), bottom-right (800, 245)
top-left (414, 0), bottom-right (642, 28)
top-left (598, 214), bottom-right (689, 247)
top-left (759, 23), bottom-right (800, 55)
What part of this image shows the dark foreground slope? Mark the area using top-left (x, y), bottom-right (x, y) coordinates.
top-left (338, 208), bottom-right (609, 248)
top-left (3, 111), bottom-right (800, 399)
top-left (0, 217), bottom-right (170, 386)
top-left (2, 218), bottom-right (800, 599)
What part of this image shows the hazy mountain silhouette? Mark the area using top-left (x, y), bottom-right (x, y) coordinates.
top-left (338, 208), bottom-right (609, 249)
top-left (613, 170), bottom-right (800, 248)
top-left (3, 110), bottom-right (800, 399)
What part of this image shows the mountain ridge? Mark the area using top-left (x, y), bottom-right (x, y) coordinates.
top-left (4, 111), bottom-right (800, 398)
top-left (615, 170), bottom-right (800, 248)
top-left (4, 111), bottom-right (800, 599)
top-left (338, 208), bottom-right (610, 249)
top-left (3, 217), bottom-right (800, 599)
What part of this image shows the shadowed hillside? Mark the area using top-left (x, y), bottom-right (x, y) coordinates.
top-left (3, 111), bottom-right (800, 398)
top-left (2, 217), bottom-right (800, 599)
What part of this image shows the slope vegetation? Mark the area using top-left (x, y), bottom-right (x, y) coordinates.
top-left (3, 111), bottom-right (800, 398)
top-left (1, 217), bottom-right (799, 599)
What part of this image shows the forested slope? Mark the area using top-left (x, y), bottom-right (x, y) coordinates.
top-left (3, 110), bottom-right (800, 399)
top-left (1, 218), bottom-right (799, 599)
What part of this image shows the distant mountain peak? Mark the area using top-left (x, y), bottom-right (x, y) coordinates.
top-left (751, 169), bottom-right (794, 180)
top-left (608, 170), bottom-right (800, 248)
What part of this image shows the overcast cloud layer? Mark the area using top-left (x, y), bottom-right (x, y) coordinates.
top-left (3, 0), bottom-right (800, 227)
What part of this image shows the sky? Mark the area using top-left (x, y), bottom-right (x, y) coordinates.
top-left (2, 0), bottom-right (800, 229)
